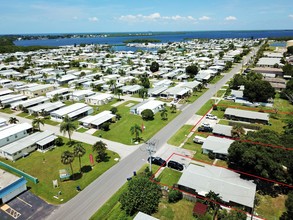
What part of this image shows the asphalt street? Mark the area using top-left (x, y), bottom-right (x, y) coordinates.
top-left (45, 48), bottom-right (257, 220)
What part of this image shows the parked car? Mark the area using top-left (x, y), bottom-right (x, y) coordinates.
top-left (193, 135), bottom-right (206, 144)
top-left (198, 126), bottom-right (213, 132)
top-left (148, 156), bottom-right (166, 167)
top-left (206, 114), bottom-right (217, 120)
top-left (167, 160), bottom-right (184, 171)
top-left (201, 122), bottom-right (211, 127)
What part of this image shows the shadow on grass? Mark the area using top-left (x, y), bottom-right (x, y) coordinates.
top-left (71, 173), bottom-right (82, 180)
top-left (81, 165), bottom-right (92, 173)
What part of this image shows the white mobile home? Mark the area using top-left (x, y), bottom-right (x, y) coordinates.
top-left (50, 103), bottom-right (93, 122)
top-left (28, 101), bottom-right (65, 115)
top-left (130, 100), bottom-right (164, 115)
top-left (70, 90), bottom-right (95, 101)
top-left (0, 123), bottom-right (32, 147)
top-left (78, 111), bottom-right (115, 129)
top-left (85, 93), bottom-right (114, 106)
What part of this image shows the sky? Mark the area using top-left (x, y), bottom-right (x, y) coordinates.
top-left (0, 0), bottom-right (293, 34)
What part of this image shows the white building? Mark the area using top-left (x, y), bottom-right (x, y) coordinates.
top-left (46, 88), bottom-right (71, 99)
top-left (70, 90), bottom-right (95, 101)
top-left (50, 103), bottom-right (93, 122)
top-left (78, 110), bottom-right (115, 129)
top-left (85, 93), bottom-right (114, 106)
top-left (130, 100), bottom-right (164, 115)
top-left (0, 123), bottom-right (32, 147)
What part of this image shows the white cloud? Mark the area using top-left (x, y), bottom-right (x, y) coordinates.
top-left (199, 16), bottom-right (211, 21)
top-left (225, 16), bottom-right (237, 21)
top-left (88, 17), bottom-right (98, 22)
top-left (289, 14), bottom-right (293, 19)
top-left (118, 13), bottom-right (197, 23)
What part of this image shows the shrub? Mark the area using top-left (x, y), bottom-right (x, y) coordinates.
top-left (55, 137), bottom-right (64, 146)
top-left (141, 109), bottom-right (154, 121)
top-left (168, 189), bottom-right (183, 203)
top-left (208, 152), bottom-right (216, 160)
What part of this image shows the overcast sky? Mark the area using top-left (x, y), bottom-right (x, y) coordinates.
top-left (1, 0), bottom-right (293, 34)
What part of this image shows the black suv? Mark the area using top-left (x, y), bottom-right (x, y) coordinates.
top-left (198, 126), bottom-right (213, 132)
top-left (148, 157), bottom-right (166, 167)
top-left (167, 160), bottom-right (184, 171)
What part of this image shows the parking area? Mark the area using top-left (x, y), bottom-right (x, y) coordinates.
top-left (0, 191), bottom-right (56, 220)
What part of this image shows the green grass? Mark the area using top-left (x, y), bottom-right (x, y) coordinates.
top-left (218, 119), bottom-right (231, 125)
top-left (0, 108), bottom-right (14, 114)
top-left (77, 127), bottom-right (88, 133)
top-left (93, 101), bottom-right (180, 145)
top-left (185, 88), bottom-right (208, 103)
top-left (255, 194), bottom-right (287, 220)
top-left (0, 136), bottom-right (119, 204)
top-left (158, 168), bottom-right (182, 186)
top-left (214, 89), bottom-right (226, 97)
top-left (209, 74), bottom-right (224, 84)
top-left (211, 108), bottom-right (225, 119)
top-left (43, 118), bottom-right (60, 126)
top-left (167, 125), bottom-right (193, 146)
top-left (196, 100), bottom-right (214, 115)
top-left (90, 164), bottom-right (154, 220)
top-left (153, 199), bottom-right (210, 220)
top-left (182, 133), bottom-right (213, 164)
top-left (17, 112), bottom-right (30, 117)
top-left (273, 94), bottom-right (293, 112)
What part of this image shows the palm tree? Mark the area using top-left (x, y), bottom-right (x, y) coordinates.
top-left (107, 79), bottom-right (116, 92)
top-left (114, 88), bottom-right (122, 101)
top-left (8, 117), bottom-right (19, 124)
top-left (170, 104), bottom-right (177, 113)
top-left (130, 124), bottom-right (142, 142)
top-left (32, 117), bottom-right (44, 131)
top-left (92, 141), bottom-right (107, 162)
top-left (231, 125), bottom-right (245, 138)
top-left (138, 88), bottom-right (148, 101)
top-left (61, 151), bottom-right (75, 175)
top-left (73, 143), bottom-right (86, 172)
top-left (205, 190), bottom-right (222, 211)
top-left (60, 115), bottom-right (77, 142)
top-left (160, 108), bottom-right (168, 120)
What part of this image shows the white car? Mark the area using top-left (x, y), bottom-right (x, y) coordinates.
top-left (201, 122), bottom-right (211, 127)
top-left (206, 114), bottom-right (217, 120)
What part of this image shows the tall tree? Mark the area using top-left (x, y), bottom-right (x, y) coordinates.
top-left (160, 108), bottom-right (168, 120)
top-left (150, 61), bottom-right (159, 73)
top-left (139, 76), bottom-right (150, 88)
top-left (170, 104), bottom-right (177, 113)
top-left (8, 117), bottom-right (19, 124)
top-left (107, 79), bottom-right (116, 91)
top-left (73, 143), bottom-right (86, 172)
top-left (32, 117), bottom-right (44, 131)
top-left (60, 115), bottom-right (77, 142)
top-left (138, 88), bottom-right (148, 101)
top-left (61, 151), bottom-right (75, 175)
top-left (243, 80), bottom-right (275, 102)
top-left (92, 141), bottom-right (107, 162)
top-left (130, 124), bottom-right (143, 142)
top-left (186, 64), bottom-right (199, 78)
top-left (231, 125), bottom-right (245, 138)
top-left (120, 176), bottom-right (162, 215)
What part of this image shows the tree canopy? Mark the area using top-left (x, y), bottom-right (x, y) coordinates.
top-left (150, 61), bottom-right (159, 73)
top-left (243, 80), bottom-right (275, 102)
top-left (120, 176), bottom-right (162, 215)
top-left (141, 109), bottom-right (154, 121)
top-left (282, 64), bottom-right (293, 77)
top-left (185, 64), bottom-right (199, 78)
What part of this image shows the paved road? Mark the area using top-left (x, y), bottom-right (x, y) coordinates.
top-left (45, 49), bottom-right (258, 220)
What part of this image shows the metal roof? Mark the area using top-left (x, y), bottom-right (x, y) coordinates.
top-left (67, 106), bottom-right (92, 118)
top-left (201, 136), bottom-right (234, 155)
top-left (0, 123), bottom-right (32, 140)
top-left (28, 101), bottom-right (65, 113)
top-left (51, 103), bottom-right (88, 117)
top-left (224, 108), bottom-right (269, 121)
top-left (178, 164), bottom-right (256, 208)
top-left (212, 124), bottom-right (233, 137)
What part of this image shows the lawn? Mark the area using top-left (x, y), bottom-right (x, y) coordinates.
top-left (77, 127), bottom-right (88, 133)
top-left (196, 100), bottom-right (214, 115)
top-left (0, 137), bottom-right (119, 204)
top-left (167, 125), bottom-right (193, 146)
top-left (218, 119), bottom-right (230, 125)
top-left (209, 74), bottom-right (224, 84)
top-left (17, 112), bottom-right (30, 117)
top-left (0, 108), bottom-right (14, 114)
top-left (211, 108), bottom-right (225, 119)
top-left (214, 89), bottom-right (226, 98)
top-left (43, 118), bottom-right (60, 126)
top-left (158, 168), bottom-right (182, 186)
top-left (255, 194), bottom-right (287, 220)
top-left (93, 101), bottom-right (180, 145)
top-left (182, 133), bottom-right (213, 164)
top-left (273, 94), bottom-right (293, 113)
top-left (185, 88), bottom-right (208, 103)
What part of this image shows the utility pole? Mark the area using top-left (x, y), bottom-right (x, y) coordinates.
top-left (145, 139), bottom-right (157, 172)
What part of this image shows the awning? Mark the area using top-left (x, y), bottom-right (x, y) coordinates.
top-left (36, 135), bottom-right (57, 146)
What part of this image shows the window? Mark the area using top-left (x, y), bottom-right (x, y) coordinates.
top-left (6, 138), bottom-right (9, 142)
top-left (15, 134), bottom-right (18, 138)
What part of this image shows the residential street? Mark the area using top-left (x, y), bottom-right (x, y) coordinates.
top-left (0, 49), bottom-right (256, 220)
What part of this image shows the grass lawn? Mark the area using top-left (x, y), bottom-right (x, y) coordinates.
top-left (167, 125), bottom-right (193, 146)
top-left (153, 198), bottom-right (213, 220)
top-left (90, 164), bottom-right (157, 220)
top-left (263, 117), bottom-right (286, 133)
top-left (209, 74), bottom-right (224, 84)
top-left (255, 194), bottom-right (287, 220)
top-left (218, 119), bottom-right (230, 125)
top-left (17, 112), bottom-right (30, 117)
top-left (211, 108), bottom-right (225, 119)
top-left (77, 127), bottom-right (88, 133)
top-left (0, 108), bottom-right (14, 114)
top-left (182, 133), bottom-right (213, 164)
top-left (158, 168), bottom-right (182, 186)
top-left (43, 118), bottom-right (60, 126)
top-left (196, 100), bottom-right (214, 115)
top-left (214, 89), bottom-right (226, 98)
top-left (0, 137), bottom-right (119, 204)
top-left (185, 88), bottom-right (208, 103)
top-left (91, 99), bottom-right (119, 114)
top-left (93, 101), bottom-right (180, 145)
top-left (214, 159), bottom-right (228, 168)
top-left (273, 94), bottom-right (293, 112)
